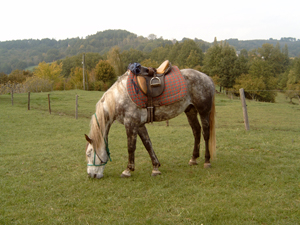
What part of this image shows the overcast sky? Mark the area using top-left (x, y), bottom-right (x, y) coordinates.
top-left (1, 0), bottom-right (299, 42)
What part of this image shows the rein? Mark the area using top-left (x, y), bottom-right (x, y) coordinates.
top-left (87, 113), bottom-right (112, 167)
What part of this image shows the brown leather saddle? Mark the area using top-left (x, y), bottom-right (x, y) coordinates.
top-left (137, 60), bottom-right (171, 97)
top-left (136, 60), bottom-right (172, 123)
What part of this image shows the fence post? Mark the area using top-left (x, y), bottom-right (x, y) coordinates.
top-left (48, 94), bottom-right (51, 114)
top-left (75, 95), bottom-right (78, 119)
top-left (239, 88), bottom-right (250, 131)
top-left (11, 89), bottom-right (14, 106)
top-left (28, 92), bottom-right (30, 110)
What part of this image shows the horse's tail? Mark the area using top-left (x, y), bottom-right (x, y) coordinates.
top-left (209, 94), bottom-right (216, 160)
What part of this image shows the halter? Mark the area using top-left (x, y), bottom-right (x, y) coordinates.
top-left (87, 113), bottom-right (112, 167)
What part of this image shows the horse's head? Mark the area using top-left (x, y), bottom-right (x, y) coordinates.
top-left (85, 134), bottom-right (108, 179)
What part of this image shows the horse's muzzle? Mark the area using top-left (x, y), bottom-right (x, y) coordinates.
top-left (88, 173), bottom-right (103, 179)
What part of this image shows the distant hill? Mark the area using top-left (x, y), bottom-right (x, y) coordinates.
top-left (224, 38), bottom-right (300, 57)
top-left (0, 29), bottom-right (299, 74)
top-left (0, 30), bottom-right (175, 74)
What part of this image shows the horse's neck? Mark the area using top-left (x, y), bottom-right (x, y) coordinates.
top-left (100, 74), bottom-right (127, 128)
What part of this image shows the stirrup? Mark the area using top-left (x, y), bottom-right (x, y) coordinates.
top-left (150, 77), bottom-right (161, 87)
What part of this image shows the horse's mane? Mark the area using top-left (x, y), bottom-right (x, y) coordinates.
top-left (89, 89), bottom-right (116, 155)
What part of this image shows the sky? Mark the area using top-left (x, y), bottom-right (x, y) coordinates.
top-left (1, 0), bottom-right (299, 43)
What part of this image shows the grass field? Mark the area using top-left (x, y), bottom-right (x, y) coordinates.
top-left (0, 90), bottom-right (299, 224)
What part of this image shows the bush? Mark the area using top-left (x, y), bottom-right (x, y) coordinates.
top-left (24, 76), bottom-right (53, 92)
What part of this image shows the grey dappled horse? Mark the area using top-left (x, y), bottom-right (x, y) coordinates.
top-left (85, 69), bottom-right (216, 179)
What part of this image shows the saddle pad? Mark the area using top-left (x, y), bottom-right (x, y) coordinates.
top-left (127, 66), bottom-right (187, 108)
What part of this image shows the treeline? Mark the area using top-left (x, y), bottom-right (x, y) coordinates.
top-left (2, 29), bottom-right (300, 75)
top-left (225, 37), bottom-right (300, 57)
top-left (0, 30), bottom-right (209, 74)
top-left (1, 36), bottom-right (300, 103)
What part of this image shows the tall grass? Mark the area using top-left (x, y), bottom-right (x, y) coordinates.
top-left (0, 90), bottom-right (299, 224)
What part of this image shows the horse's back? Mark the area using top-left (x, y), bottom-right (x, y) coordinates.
top-left (181, 69), bottom-right (214, 92)
top-left (181, 69), bottom-right (215, 112)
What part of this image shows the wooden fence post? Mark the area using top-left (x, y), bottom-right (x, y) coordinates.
top-left (11, 89), bottom-right (14, 106)
top-left (28, 92), bottom-right (30, 110)
top-left (239, 88), bottom-right (250, 131)
top-left (75, 95), bottom-right (78, 119)
top-left (48, 94), bottom-right (51, 114)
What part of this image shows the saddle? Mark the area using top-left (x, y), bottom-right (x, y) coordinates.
top-left (137, 60), bottom-right (171, 97)
top-left (128, 60), bottom-right (172, 123)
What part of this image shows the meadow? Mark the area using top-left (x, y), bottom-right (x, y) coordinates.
top-left (0, 90), bottom-right (299, 224)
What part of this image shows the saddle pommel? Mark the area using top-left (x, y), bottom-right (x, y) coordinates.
top-left (156, 60), bottom-right (170, 74)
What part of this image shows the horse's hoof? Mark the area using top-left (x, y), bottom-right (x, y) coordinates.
top-left (151, 169), bottom-right (161, 176)
top-left (121, 169), bottom-right (131, 178)
top-left (204, 163), bottom-right (211, 168)
top-left (189, 158), bottom-right (198, 166)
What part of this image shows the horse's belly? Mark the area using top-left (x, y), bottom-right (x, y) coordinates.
top-left (153, 98), bottom-right (190, 122)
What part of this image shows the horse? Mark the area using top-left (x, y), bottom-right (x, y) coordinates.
top-left (85, 68), bottom-right (216, 179)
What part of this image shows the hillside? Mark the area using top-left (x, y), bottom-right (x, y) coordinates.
top-left (0, 29), bottom-right (299, 74)
top-left (225, 37), bottom-right (300, 57)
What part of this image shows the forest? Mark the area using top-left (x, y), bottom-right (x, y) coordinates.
top-left (0, 30), bottom-right (300, 102)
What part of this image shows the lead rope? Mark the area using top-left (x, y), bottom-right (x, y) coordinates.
top-left (94, 113), bottom-right (112, 162)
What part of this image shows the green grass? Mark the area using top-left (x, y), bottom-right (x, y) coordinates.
top-left (0, 90), bottom-right (299, 224)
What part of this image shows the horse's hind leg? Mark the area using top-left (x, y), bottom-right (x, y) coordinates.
top-left (200, 113), bottom-right (211, 168)
top-left (138, 125), bottom-right (161, 176)
top-left (185, 105), bottom-right (201, 166)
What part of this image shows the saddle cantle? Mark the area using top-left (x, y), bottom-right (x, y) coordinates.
top-left (136, 60), bottom-right (171, 98)
top-left (127, 60), bottom-right (186, 123)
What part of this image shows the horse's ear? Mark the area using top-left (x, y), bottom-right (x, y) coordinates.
top-left (85, 134), bottom-right (93, 144)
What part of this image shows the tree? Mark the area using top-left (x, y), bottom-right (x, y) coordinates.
top-left (285, 57), bottom-right (300, 102)
top-left (8, 69), bottom-right (33, 84)
top-left (167, 41), bottom-right (182, 65)
top-left (234, 49), bottom-right (249, 75)
top-left (218, 43), bottom-right (238, 89)
top-left (186, 50), bottom-right (203, 69)
top-left (202, 38), bottom-right (222, 76)
top-left (202, 40), bottom-right (238, 90)
top-left (248, 58), bottom-right (277, 102)
top-left (234, 74), bottom-right (265, 100)
top-left (0, 72), bottom-right (8, 84)
top-left (148, 34), bottom-right (157, 40)
top-left (85, 52), bottom-right (103, 71)
top-left (257, 42), bottom-right (289, 76)
top-left (60, 53), bottom-right (102, 77)
top-left (149, 45), bottom-right (172, 64)
top-left (175, 39), bottom-right (204, 68)
top-left (282, 44), bottom-right (290, 69)
top-left (69, 67), bottom-right (84, 89)
top-left (94, 60), bottom-right (115, 84)
top-left (140, 59), bottom-right (159, 68)
top-left (258, 43), bottom-right (273, 61)
top-left (34, 61), bottom-right (63, 90)
top-left (121, 48), bottom-right (146, 71)
top-left (107, 47), bottom-right (124, 76)
top-left (24, 76), bottom-right (53, 92)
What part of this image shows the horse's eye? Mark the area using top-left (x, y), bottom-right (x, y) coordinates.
top-left (86, 149), bottom-right (92, 157)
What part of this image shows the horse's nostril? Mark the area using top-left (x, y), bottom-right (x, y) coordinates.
top-left (94, 174), bottom-right (97, 178)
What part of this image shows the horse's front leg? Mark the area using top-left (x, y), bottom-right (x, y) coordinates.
top-left (138, 125), bottom-right (161, 176)
top-left (121, 124), bottom-right (138, 178)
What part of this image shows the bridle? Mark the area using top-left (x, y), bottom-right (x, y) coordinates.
top-left (87, 148), bottom-right (108, 167)
top-left (87, 113), bottom-right (111, 167)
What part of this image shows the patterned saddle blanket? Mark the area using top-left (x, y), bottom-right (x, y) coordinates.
top-left (127, 66), bottom-right (187, 108)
